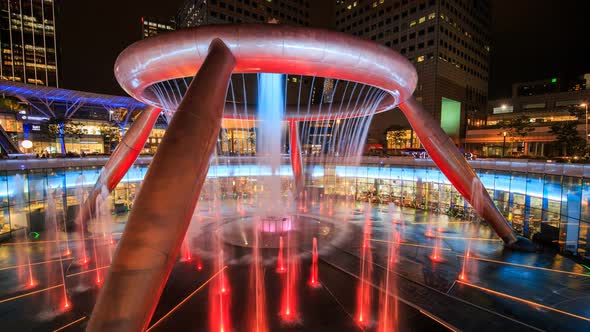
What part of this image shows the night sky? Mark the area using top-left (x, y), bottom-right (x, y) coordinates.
top-left (58, 0), bottom-right (590, 99)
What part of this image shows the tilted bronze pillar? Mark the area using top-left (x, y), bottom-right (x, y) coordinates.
top-left (86, 39), bottom-right (236, 332)
top-left (289, 120), bottom-right (305, 197)
top-left (398, 97), bottom-right (518, 246)
top-left (77, 106), bottom-right (161, 228)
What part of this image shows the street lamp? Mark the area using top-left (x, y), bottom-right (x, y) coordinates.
top-left (502, 131), bottom-right (507, 158)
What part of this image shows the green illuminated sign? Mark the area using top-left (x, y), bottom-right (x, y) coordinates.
top-left (551, 78), bottom-right (557, 83)
top-left (31, 232), bottom-right (40, 239)
top-left (440, 97), bottom-right (462, 138)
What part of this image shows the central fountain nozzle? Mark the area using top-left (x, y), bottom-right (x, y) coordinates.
top-left (259, 216), bottom-right (293, 233)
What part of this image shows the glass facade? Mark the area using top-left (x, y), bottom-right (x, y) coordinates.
top-left (0, 0), bottom-right (59, 86)
top-left (0, 160), bottom-right (588, 260)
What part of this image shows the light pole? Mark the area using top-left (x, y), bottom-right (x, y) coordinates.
top-left (502, 131), bottom-right (507, 158)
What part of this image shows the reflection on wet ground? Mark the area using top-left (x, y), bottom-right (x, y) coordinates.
top-left (1, 199), bottom-right (589, 331)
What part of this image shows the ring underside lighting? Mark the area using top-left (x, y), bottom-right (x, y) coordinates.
top-left (114, 23), bottom-right (418, 120)
top-left (107, 23), bottom-right (519, 246)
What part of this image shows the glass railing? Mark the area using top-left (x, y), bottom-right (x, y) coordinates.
top-left (0, 157), bottom-right (588, 259)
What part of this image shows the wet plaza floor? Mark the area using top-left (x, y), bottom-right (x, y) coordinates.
top-left (0, 199), bottom-right (589, 331)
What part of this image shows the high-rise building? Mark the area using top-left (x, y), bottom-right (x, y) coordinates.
top-left (138, 1), bottom-right (321, 155)
top-left (335, 0), bottom-right (491, 143)
top-left (176, 0), bottom-right (207, 28)
top-left (0, 0), bottom-right (60, 87)
top-left (141, 17), bottom-right (175, 39)
top-left (141, 1), bottom-right (311, 40)
top-left (176, 0), bottom-right (311, 28)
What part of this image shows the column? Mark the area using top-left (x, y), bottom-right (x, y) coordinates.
top-left (398, 97), bottom-right (519, 246)
top-left (76, 106), bottom-right (161, 229)
top-left (289, 119), bottom-right (305, 197)
top-left (87, 39), bottom-right (236, 332)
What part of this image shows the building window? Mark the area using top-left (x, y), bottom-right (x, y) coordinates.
top-left (522, 103), bottom-right (546, 110)
top-left (417, 55), bottom-right (425, 62)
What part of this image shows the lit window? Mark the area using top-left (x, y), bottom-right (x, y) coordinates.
top-left (372, 2), bottom-right (377, 8)
top-left (428, 12), bottom-right (436, 19)
top-left (347, 4), bottom-right (352, 9)
top-left (418, 16), bottom-right (426, 24)
top-left (417, 56), bottom-right (425, 62)
top-left (409, 20), bottom-right (416, 27)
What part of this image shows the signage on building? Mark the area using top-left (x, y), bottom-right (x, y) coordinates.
top-left (18, 114), bottom-right (50, 122)
top-left (492, 105), bottom-right (514, 114)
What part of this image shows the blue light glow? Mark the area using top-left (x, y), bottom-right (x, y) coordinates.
top-left (0, 164), bottom-right (567, 203)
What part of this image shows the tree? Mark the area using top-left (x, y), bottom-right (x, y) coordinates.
top-left (99, 123), bottom-right (122, 153)
top-left (499, 115), bottom-right (535, 155)
top-left (47, 117), bottom-right (85, 155)
top-left (109, 107), bottom-right (135, 135)
top-left (0, 97), bottom-right (21, 113)
top-left (549, 121), bottom-right (586, 157)
top-left (385, 125), bottom-right (407, 149)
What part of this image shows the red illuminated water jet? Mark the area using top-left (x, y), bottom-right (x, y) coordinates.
top-left (181, 237), bottom-right (192, 262)
top-left (426, 222), bottom-right (444, 262)
top-left (92, 233), bottom-right (101, 286)
top-left (430, 235), bottom-right (444, 263)
top-left (209, 251), bottom-right (231, 332)
top-left (209, 279), bottom-right (231, 332)
top-left (77, 201), bottom-right (89, 266)
top-left (26, 253), bottom-right (36, 288)
top-left (276, 236), bottom-right (286, 273)
top-left (356, 208), bottom-right (373, 327)
top-left (63, 297), bottom-right (70, 310)
top-left (247, 221), bottom-right (269, 332)
top-left (378, 233), bottom-right (398, 332)
top-left (459, 240), bottom-right (472, 281)
top-left (280, 232), bottom-right (299, 324)
top-left (308, 237), bottom-right (320, 288)
top-left (197, 256), bottom-right (203, 271)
